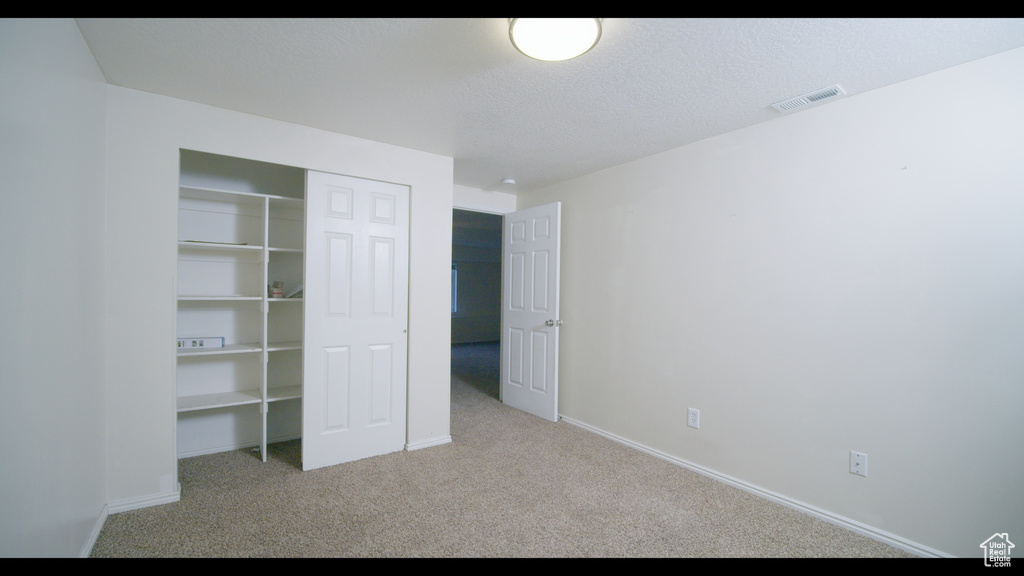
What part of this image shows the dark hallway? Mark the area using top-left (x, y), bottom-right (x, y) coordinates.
top-left (450, 341), bottom-right (499, 400)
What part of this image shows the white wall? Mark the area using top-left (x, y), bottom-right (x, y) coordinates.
top-left (517, 47), bottom-right (1024, 558)
top-left (453, 184), bottom-right (517, 214)
top-left (103, 86), bottom-right (454, 509)
top-left (0, 19), bottom-right (108, 557)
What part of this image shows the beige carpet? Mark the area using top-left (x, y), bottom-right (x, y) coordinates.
top-left (90, 343), bottom-right (917, 558)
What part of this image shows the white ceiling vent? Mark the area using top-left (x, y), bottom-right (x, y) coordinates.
top-left (771, 84), bottom-right (846, 112)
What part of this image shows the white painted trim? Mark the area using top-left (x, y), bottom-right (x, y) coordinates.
top-left (452, 184), bottom-right (516, 215)
top-left (452, 200), bottom-right (514, 215)
top-left (80, 504), bottom-right (109, 558)
top-left (406, 435), bottom-right (452, 451)
top-left (177, 441), bottom-right (261, 459)
top-left (107, 488), bottom-right (181, 515)
top-left (559, 414), bottom-right (952, 559)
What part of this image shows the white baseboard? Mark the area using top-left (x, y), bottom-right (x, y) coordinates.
top-left (107, 487), bottom-right (181, 515)
top-left (177, 440), bottom-right (259, 459)
top-left (558, 414), bottom-right (951, 559)
top-left (89, 490), bottom-right (180, 557)
top-left (79, 504), bottom-right (109, 558)
top-left (406, 435), bottom-right (452, 451)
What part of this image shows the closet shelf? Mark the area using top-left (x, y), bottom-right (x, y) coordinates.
top-left (179, 240), bottom-right (263, 250)
top-left (178, 295), bottom-right (264, 301)
top-left (268, 385), bottom-right (302, 403)
top-left (180, 184), bottom-right (274, 202)
top-left (267, 341), bottom-right (302, 352)
top-left (177, 389), bottom-right (262, 412)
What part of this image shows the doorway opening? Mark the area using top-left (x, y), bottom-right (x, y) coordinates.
top-left (451, 209), bottom-right (503, 400)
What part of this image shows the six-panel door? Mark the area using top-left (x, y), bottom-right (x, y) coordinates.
top-left (302, 171), bottom-right (410, 471)
top-left (500, 202), bottom-right (561, 422)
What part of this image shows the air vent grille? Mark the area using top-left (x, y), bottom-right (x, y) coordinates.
top-left (772, 85), bottom-right (846, 112)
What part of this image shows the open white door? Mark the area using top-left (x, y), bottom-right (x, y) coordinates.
top-left (500, 202), bottom-right (561, 422)
top-left (302, 170), bottom-right (409, 471)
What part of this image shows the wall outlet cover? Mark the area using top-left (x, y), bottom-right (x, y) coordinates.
top-left (850, 451), bottom-right (868, 476)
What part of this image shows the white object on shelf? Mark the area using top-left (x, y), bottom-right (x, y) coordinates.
top-left (177, 337), bottom-right (224, 349)
top-left (177, 343), bottom-right (261, 356)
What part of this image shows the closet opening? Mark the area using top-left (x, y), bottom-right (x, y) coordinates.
top-left (175, 150), bottom-right (306, 464)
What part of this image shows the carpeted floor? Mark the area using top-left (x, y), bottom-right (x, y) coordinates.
top-left (89, 341), bottom-right (916, 557)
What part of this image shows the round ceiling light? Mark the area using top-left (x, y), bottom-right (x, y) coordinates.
top-left (509, 18), bottom-right (602, 62)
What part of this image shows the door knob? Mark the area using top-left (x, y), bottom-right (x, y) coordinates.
top-left (545, 319), bottom-right (563, 327)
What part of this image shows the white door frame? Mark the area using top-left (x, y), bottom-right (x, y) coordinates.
top-left (451, 197), bottom-right (514, 405)
top-left (452, 196), bottom-right (561, 423)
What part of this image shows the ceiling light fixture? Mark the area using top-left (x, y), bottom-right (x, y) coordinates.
top-left (509, 18), bottom-right (602, 62)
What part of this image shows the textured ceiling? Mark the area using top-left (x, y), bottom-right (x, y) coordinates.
top-left (75, 18), bottom-right (1024, 193)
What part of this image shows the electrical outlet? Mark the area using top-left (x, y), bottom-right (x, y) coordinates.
top-left (850, 451), bottom-right (867, 476)
top-left (687, 408), bottom-right (700, 429)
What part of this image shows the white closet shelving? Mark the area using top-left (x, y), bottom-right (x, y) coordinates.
top-left (175, 151), bottom-right (305, 461)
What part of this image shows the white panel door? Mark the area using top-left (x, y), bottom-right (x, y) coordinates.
top-left (302, 170), bottom-right (409, 471)
top-left (501, 202), bottom-right (561, 422)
